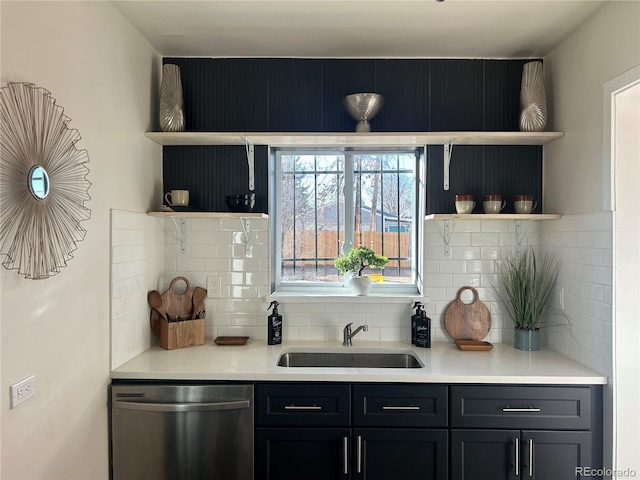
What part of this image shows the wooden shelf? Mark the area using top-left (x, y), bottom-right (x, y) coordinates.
top-left (146, 131), bottom-right (564, 147)
top-left (426, 214), bottom-right (562, 220)
top-left (147, 211), bottom-right (268, 219)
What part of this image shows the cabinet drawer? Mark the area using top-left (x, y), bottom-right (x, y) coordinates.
top-left (450, 385), bottom-right (593, 430)
top-left (256, 383), bottom-right (350, 426)
top-left (352, 384), bottom-right (447, 427)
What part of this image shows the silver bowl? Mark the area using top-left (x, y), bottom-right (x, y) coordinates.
top-left (343, 93), bottom-right (384, 133)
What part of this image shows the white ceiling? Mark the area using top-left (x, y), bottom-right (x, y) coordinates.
top-left (110, 0), bottom-right (609, 58)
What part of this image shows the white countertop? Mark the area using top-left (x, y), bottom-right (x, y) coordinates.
top-left (111, 341), bottom-right (606, 385)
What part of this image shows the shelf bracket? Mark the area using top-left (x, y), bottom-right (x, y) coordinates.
top-left (243, 137), bottom-right (255, 191)
top-left (443, 219), bottom-right (453, 257)
top-left (241, 218), bottom-right (251, 255)
top-left (514, 219), bottom-right (534, 256)
top-left (443, 138), bottom-right (455, 191)
top-left (169, 217), bottom-right (188, 254)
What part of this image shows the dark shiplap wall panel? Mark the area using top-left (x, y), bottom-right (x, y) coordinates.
top-left (429, 60), bottom-right (484, 131)
top-left (427, 145), bottom-right (485, 214)
top-left (321, 59), bottom-right (377, 132)
top-left (163, 145), bottom-right (268, 213)
top-left (165, 58), bottom-right (270, 131)
top-left (483, 146), bottom-right (542, 213)
top-left (161, 58), bottom-right (543, 214)
top-left (375, 59), bottom-right (430, 132)
top-left (268, 59), bottom-right (323, 132)
top-left (484, 60), bottom-right (529, 131)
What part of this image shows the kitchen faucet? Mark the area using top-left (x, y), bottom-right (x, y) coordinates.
top-left (343, 322), bottom-right (369, 346)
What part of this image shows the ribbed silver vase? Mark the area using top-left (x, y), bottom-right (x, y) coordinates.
top-left (159, 64), bottom-right (185, 132)
top-left (519, 61), bottom-right (547, 132)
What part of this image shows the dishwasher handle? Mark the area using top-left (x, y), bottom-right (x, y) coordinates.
top-left (114, 398), bottom-right (250, 413)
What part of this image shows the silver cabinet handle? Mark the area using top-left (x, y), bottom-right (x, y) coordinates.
top-left (529, 438), bottom-right (533, 477)
top-left (114, 399), bottom-right (249, 413)
top-left (343, 437), bottom-right (349, 475)
top-left (515, 437), bottom-right (520, 476)
top-left (382, 406), bottom-right (420, 410)
top-left (502, 406), bottom-right (541, 412)
top-left (357, 435), bottom-right (362, 473)
top-left (284, 405), bottom-right (322, 410)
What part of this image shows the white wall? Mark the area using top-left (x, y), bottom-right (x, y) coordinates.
top-left (0, 2), bottom-right (160, 478)
top-left (544, 0), bottom-right (640, 215)
top-left (543, 0), bottom-right (640, 473)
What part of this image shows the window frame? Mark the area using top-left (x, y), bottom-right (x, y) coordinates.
top-left (269, 145), bottom-right (425, 297)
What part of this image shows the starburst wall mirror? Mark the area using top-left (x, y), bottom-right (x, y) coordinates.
top-left (0, 82), bottom-right (91, 279)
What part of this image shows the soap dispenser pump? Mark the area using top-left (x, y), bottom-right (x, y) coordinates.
top-left (267, 301), bottom-right (282, 345)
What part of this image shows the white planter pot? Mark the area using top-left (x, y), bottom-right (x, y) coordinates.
top-left (348, 276), bottom-right (373, 296)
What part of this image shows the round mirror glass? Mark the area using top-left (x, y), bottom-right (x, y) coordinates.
top-left (28, 165), bottom-right (50, 200)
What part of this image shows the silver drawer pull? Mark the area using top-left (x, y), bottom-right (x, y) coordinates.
top-left (382, 406), bottom-right (421, 410)
top-left (502, 406), bottom-right (541, 413)
top-left (284, 405), bottom-right (322, 410)
top-left (343, 437), bottom-right (349, 475)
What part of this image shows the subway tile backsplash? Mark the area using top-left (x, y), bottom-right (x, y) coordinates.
top-left (111, 211), bottom-right (612, 377)
top-left (111, 210), bottom-right (164, 369)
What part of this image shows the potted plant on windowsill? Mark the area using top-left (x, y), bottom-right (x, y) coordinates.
top-left (334, 246), bottom-right (389, 296)
top-left (492, 246), bottom-right (561, 351)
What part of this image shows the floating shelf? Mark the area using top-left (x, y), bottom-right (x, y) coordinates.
top-left (146, 131), bottom-right (564, 147)
top-left (425, 214), bottom-right (562, 221)
top-left (147, 211), bottom-right (268, 219)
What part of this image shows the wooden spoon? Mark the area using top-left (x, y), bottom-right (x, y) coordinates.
top-left (191, 286), bottom-right (207, 319)
top-left (147, 290), bottom-right (168, 322)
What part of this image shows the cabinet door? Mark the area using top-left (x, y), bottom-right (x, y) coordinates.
top-left (354, 428), bottom-right (448, 480)
top-left (450, 430), bottom-right (519, 480)
top-left (255, 428), bottom-right (350, 480)
top-left (522, 431), bottom-right (592, 479)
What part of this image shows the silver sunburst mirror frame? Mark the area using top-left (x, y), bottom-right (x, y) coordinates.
top-left (0, 82), bottom-right (92, 279)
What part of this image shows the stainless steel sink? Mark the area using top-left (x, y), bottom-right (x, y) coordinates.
top-left (277, 351), bottom-right (424, 368)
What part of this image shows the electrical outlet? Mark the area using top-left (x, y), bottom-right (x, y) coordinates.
top-left (553, 287), bottom-right (565, 310)
top-left (10, 374), bottom-right (36, 409)
top-left (207, 276), bottom-right (221, 298)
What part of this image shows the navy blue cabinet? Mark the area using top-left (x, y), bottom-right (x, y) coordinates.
top-left (255, 383), bottom-right (448, 480)
top-left (450, 385), bottom-right (601, 480)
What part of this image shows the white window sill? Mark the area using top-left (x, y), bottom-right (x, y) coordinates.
top-left (267, 291), bottom-right (428, 304)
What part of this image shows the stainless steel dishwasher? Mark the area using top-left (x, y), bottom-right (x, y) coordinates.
top-left (111, 383), bottom-right (253, 480)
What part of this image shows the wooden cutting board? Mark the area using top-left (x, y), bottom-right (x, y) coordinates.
top-left (444, 286), bottom-right (491, 341)
top-left (161, 276), bottom-right (195, 321)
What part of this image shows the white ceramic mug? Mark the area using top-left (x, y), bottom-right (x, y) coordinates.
top-left (455, 194), bottom-right (475, 214)
top-left (483, 195), bottom-right (506, 214)
top-left (514, 195), bottom-right (537, 214)
top-left (165, 189), bottom-right (189, 206)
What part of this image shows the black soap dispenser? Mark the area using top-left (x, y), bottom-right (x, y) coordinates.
top-left (267, 301), bottom-right (283, 345)
top-left (415, 303), bottom-right (431, 348)
top-left (411, 301), bottom-right (423, 345)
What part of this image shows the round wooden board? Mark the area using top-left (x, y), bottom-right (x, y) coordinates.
top-left (444, 286), bottom-right (491, 341)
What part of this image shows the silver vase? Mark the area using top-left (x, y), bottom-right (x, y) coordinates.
top-left (519, 61), bottom-right (547, 132)
top-left (159, 64), bottom-right (185, 132)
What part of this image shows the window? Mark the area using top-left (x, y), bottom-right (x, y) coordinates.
top-left (271, 148), bottom-right (423, 295)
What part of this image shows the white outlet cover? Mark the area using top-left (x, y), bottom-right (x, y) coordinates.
top-left (207, 276), bottom-right (221, 298)
top-left (10, 374), bottom-right (36, 409)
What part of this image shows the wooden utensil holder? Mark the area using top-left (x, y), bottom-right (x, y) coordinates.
top-left (148, 276), bottom-right (206, 350)
top-left (158, 316), bottom-right (204, 350)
